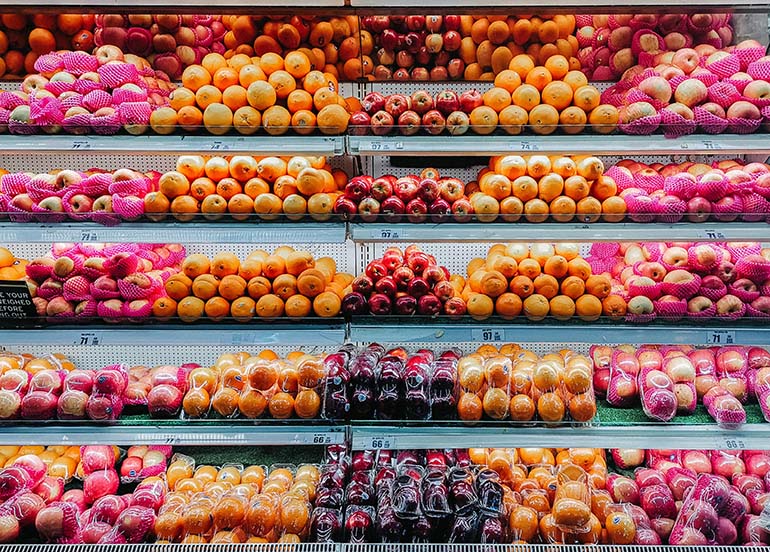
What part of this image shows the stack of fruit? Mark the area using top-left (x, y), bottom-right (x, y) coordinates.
top-left (602, 41), bottom-right (770, 136)
top-left (162, 51), bottom-right (351, 136)
top-left (457, 344), bottom-right (596, 423)
top-left (147, 155), bottom-right (345, 222)
top-left (219, 15), bottom-right (362, 80)
top-left (181, 351), bottom-right (325, 420)
top-left (462, 243), bottom-right (617, 321)
top-left (0, 246), bottom-right (27, 280)
top-left (343, 245), bottom-right (463, 318)
top-left (157, 247), bottom-right (349, 322)
top-left (576, 14), bottom-right (733, 80)
top-left (155, 459), bottom-right (316, 544)
top-left (94, 15), bottom-right (227, 79)
top-left (1, 168), bottom-right (158, 224)
top-left (609, 158), bottom-right (770, 222)
top-left (25, 242), bottom-right (185, 323)
top-left (0, 14), bottom-right (94, 77)
top-left (587, 241), bottom-right (770, 322)
top-left (5, 46), bottom-right (172, 135)
top-left (351, 55), bottom-right (617, 136)
top-left (360, 15), bottom-right (581, 81)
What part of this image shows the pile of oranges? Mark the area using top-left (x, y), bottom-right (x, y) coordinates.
top-left (156, 458), bottom-right (315, 543)
top-left (182, 351), bottom-right (325, 420)
top-left (457, 344), bottom-right (596, 423)
top-left (153, 246), bottom-right (351, 323)
top-left (0, 444), bottom-right (80, 483)
top-left (222, 16), bottom-right (362, 80)
top-left (469, 155), bottom-right (627, 223)
top-left (0, 246), bottom-right (27, 280)
top-left (146, 155), bottom-right (346, 222)
top-left (153, 51), bottom-right (352, 136)
top-left (470, 447), bottom-right (637, 545)
top-left (459, 243), bottom-right (623, 321)
top-left (484, 54), bottom-right (618, 135)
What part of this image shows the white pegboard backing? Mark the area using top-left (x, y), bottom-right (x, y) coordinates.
top-left (0, 153), bottom-right (354, 175)
top-left (365, 242), bottom-right (593, 275)
top-left (0, 155), bottom-right (176, 174)
top-left (3, 344), bottom-right (336, 371)
top-left (363, 80), bottom-right (614, 98)
top-left (6, 241), bottom-right (356, 274)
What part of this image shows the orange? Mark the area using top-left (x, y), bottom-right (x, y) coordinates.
top-left (302, 70), bottom-right (329, 94)
top-left (537, 391), bottom-right (566, 421)
top-left (541, 81), bottom-right (573, 110)
top-left (529, 104), bottom-right (559, 134)
top-left (509, 53), bottom-right (535, 79)
top-left (588, 104), bottom-right (619, 134)
top-left (268, 70), bottom-right (296, 99)
top-left (606, 512), bottom-right (636, 544)
top-left (262, 105), bottom-right (292, 135)
top-left (544, 54), bottom-right (569, 79)
top-left (563, 70), bottom-right (589, 91)
top-left (525, 66), bottom-right (552, 91)
top-left (560, 106), bottom-right (587, 135)
top-left (512, 84), bottom-right (540, 111)
top-left (482, 87), bottom-right (512, 112)
top-left (469, 106), bottom-right (498, 135)
top-left (182, 65), bottom-right (211, 92)
top-left (457, 391), bottom-right (483, 421)
top-left (238, 64), bottom-right (267, 88)
top-left (213, 67), bottom-right (239, 91)
top-left (222, 85), bottom-right (248, 111)
top-left (509, 393), bottom-right (536, 421)
top-left (230, 296), bottom-right (256, 322)
top-left (313, 290), bottom-right (341, 317)
top-left (203, 103), bottom-right (233, 136)
top-left (177, 296), bottom-right (205, 322)
top-left (284, 51), bottom-right (311, 78)
top-left (286, 89), bottom-right (313, 113)
top-left (247, 81), bottom-right (277, 110)
top-left (169, 87), bottom-right (196, 111)
top-left (211, 387), bottom-right (240, 417)
top-left (494, 69), bottom-right (522, 93)
top-left (202, 53), bottom-right (228, 75)
top-left (259, 52), bottom-right (285, 75)
top-left (269, 391), bottom-right (295, 419)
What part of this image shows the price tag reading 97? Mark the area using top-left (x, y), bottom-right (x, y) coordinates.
top-left (472, 328), bottom-right (505, 342)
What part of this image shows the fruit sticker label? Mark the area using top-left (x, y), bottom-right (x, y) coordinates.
top-left (0, 280), bottom-right (35, 323)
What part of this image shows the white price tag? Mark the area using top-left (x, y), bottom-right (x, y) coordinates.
top-left (717, 437), bottom-right (746, 450)
top-left (70, 139), bottom-right (91, 150)
top-left (307, 433), bottom-right (334, 445)
top-left (706, 330), bottom-right (736, 345)
top-left (80, 230), bottom-right (99, 242)
top-left (471, 328), bottom-right (505, 342)
top-left (74, 332), bottom-right (104, 346)
top-left (368, 435), bottom-right (396, 450)
top-left (701, 140), bottom-right (722, 150)
top-left (377, 228), bottom-right (400, 239)
top-left (696, 229), bottom-right (727, 240)
top-left (137, 434), bottom-right (179, 445)
top-left (518, 141), bottom-right (539, 151)
top-left (209, 140), bottom-right (230, 151)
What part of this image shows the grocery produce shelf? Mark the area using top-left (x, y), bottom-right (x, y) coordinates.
top-left (349, 222), bottom-right (761, 242)
top-left (0, 222), bottom-right (347, 244)
top-left (350, 423), bottom-right (763, 450)
top-left (0, 323), bottom-right (345, 346)
top-left (350, 0), bottom-right (768, 11)
top-left (0, 135), bottom-right (346, 156)
top-left (348, 134), bottom-right (770, 156)
top-left (0, 423), bottom-right (346, 446)
top-left (0, 0), bottom-right (346, 11)
top-left (348, 322), bottom-right (764, 346)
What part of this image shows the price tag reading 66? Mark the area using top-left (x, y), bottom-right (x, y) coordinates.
top-left (369, 435), bottom-right (396, 450)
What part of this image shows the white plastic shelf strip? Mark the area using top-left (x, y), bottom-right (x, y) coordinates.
top-left (0, 424), bottom-right (346, 446)
top-left (0, 222), bottom-right (347, 245)
top-left (0, 135), bottom-right (346, 156)
top-left (348, 134), bottom-right (769, 157)
top-left (350, 423), bottom-right (768, 450)
top-left (347, 323), bottom-right (764, 346)
top-left (348, 222), bottom-right (766, 243)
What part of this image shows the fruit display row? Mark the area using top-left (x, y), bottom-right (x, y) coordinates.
top-left (2, 444), bottom-right (769, 545)
top-left (146, 155), bottom-right (346, 222)
top-left (577, 14), bottom-right (734, 80)
top-left (24, 242), bottom-right (186, 322)
top-left (156, 246), bottom-right (350, 322)
top-left (351, 60), bottom-right (618, 137)
top-left (603, 41), bottom-right (770, 136)
top-left (3, 342), bottom-right (769, 425)
top-left (6, 156), bottom-right (770, 225)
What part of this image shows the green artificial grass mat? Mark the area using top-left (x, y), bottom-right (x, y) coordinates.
top-left (595, 400), bottom-right (765, 425)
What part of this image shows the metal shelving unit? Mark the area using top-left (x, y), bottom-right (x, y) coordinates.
top-left (348, 322), bottom-right (760, 346)
top-left (0, 324), bottom-right (346, 346)
top-left (349, 222), bottom-right (758, 243)
top-left (350, 423), bottom-right (763, 450)
top-left (0, 135), bottom-right (346, 156)
top-left (0, 222), bottom-right (347, 244)
top-left (348, 134), bottom-right (769, 156)
top-left (0, 423), bottom-right (346, 446)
